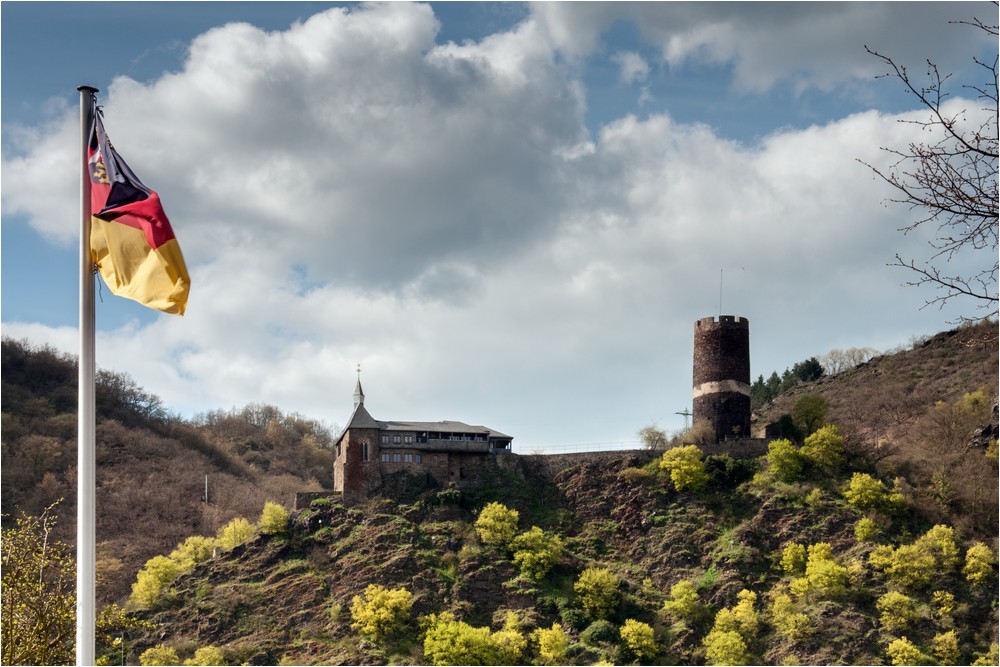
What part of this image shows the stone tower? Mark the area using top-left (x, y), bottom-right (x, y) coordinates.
top-left (692, 315), bottom-right (751, 439)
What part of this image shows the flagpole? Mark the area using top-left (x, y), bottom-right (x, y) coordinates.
top-left (77, 84), bottom-right (98, 667)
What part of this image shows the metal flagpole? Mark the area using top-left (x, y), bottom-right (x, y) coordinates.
top-left (77, 84), bottom-right (99, 667)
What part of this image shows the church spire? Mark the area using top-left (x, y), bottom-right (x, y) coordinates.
top-left (353, 363), bottom-right (364, 408)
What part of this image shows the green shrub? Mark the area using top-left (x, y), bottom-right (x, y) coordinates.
top-left (886, 636), bottom-right (931, 666)
top-left (792, 543), bottom-right (847, 599)
top-left (663, 580), bottom-right (703, 623)
top-left (843, 473), bottom-right (889, 510)
top-left (769, 593), bottom-right (811, 640)
top-left (140, 645), bottom-right (180, 666)
top-left (580, 620), bottom-right (619, 647)
top-left (491, 612), bottom-right (527, 665)
top-left (931, 630), bottom-right (960, 665)
top-left (766, 439), bottom-right (804, 481)
top-left (574, 567), bottom-right (620, 619)
top-left (216, 517), bottom-right (254, 551)
top-left (350, 584), bottom-right (413, 641)
top-left (533, 623), bottom-right (569, 665)
top-left (169, 535), bottom-right (217, 570)
top-left (870, 525), bottom-right (960, 589)
top-left (422, 612), bottom-right (498, 666)
top-left (658, 445), bottom-right (709, 492)
top-left (258, 501), bottom-right (289, 535)
top-left (854, 517), bottom-right (878, 542)
top-left (931, 590), bottom-right (955, 623)
top-left (474, 502), bottom-right (520, 549)
top-left (876, 591), bottom-right (917, 632)
top-left (712, 589), bottom-right (759, 640)
top-left (800, 423), bottom-right (844, 469)
top-left (182, 646), bottom-right (226, 666)
top-left (963, 542), bottom-right (996, 586)
top-left (129, 555), bottom-right (183, 609)
top-left (972, 643), bottom-right (999, 666)
top-left (703, 629), bottom-right (749, 666)
top-left (511, 526), bottom-right (563, 581)
top-left (780, 542), bottom-right (807, 575)
top-left (619, 619), bottom-right (657, 661)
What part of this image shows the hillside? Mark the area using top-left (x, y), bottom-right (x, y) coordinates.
top-left (2, 322), bottom-right (997, 665)
top-left (1, 338), bottom-right (336, 605)
top-left (117, 322), bottom-right (997, 666)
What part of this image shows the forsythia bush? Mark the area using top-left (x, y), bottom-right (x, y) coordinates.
top-left (780, 542), bottom-right (807, 575)
top-left (703, 629), bottom-right (749, 666)
top-left (886, 636), bottom-right (931, 666)
top-left (931, 630), bottom-right (960, 665)
top-left (800, 424), bottom-right (844, 470)
top-left (769, 592), bottom-right (812, 640)
top-left (854, 517), bottom-right (878, 542)
top-left (422, 612), bottom-right (499, 666)
top-left (869, 524), bottom-right (959, 589)
top-left (766, 438), bottom-right (804, 481)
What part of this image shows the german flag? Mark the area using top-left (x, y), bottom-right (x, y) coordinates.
top-left (88, 113), bottom-right (189, 315)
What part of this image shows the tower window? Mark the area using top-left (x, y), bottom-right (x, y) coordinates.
top-left (361, 442), bottom-right (369, 461)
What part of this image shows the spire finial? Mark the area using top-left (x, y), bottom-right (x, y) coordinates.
top-left (353, 363), bottom-right (364, 407)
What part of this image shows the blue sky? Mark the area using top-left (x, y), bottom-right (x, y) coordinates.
top-left (2, 2), bottom-right (996, 450)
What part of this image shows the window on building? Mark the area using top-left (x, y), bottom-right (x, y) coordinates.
top-left (381, 434), bottom-right (389, 444)
top-left (393, 453), bottom-right (401, 463)
top-left (416, 453), bottom-right (423, 463)
top-left (404, 453), bottom-right (413, 463)
top-left (361, 442), bottom-right (369, 461)
top-left (404, 435), bottom-right (413, 444)
top-left (393, 435), bottom-right (401, 444)
top-left (381, 452), bottom-right (389, 463)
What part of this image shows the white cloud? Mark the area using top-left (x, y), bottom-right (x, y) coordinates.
top-left (611, 51), bottom-right (650, 85)
top-left (2, 3), bottom-right (985, 447)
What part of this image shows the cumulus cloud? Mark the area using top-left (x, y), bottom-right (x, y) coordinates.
top-left (532, 2), bottom-right (994, 92)
top-left (612, 51), bottom-right (650, 85)
top-left (2, 3), bottom-right (985, 446)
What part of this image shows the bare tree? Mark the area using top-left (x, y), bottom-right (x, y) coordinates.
top-left (861, 7), bottom-right (998, 321)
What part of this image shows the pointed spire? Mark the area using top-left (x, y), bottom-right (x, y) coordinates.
top-left (353, 363), bottom-right (364, 408)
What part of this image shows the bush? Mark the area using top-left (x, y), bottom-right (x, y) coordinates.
top-left (533, 623), bottom-right (569, 665)
top-left (216, 517), bottom-right (255, 551)
top-left (780, 542), bottom-right (807, 575)
top-left (183, 646), bottom-right (226, 666)
top-left (931, 630), bottom-right (960, 665)
top-left (792, 543), bottom-right (848, 599)
top-left (843, 473), bottom-right (889, 510)
top-left (169, 536), bottom-right (216, 569)
top-left (511, 527), bottom-right (563, 581)
top-left (854, 517), bottom-right (879, 542)
top-left (712, 589), bottom-right (759, 640)
top-left (870, 525), bottom-right (960, 589)
top-left (130, 555), bottom-right (183, 609)
top-left (769, 593), bottom-right (811, 640)
top-left (474, 502), bottom-right (520, 549)
top-left (258, 501), bottom-right (289, 535)
top-left (350, 584), bottom-right (413, 641)
top-left (663, 580), bottom-right (703, 623)
top-left (792, 395), bottom-right (828, 437)
top-left (703, 629), bottom-right (749, 666)
top-left (886, 636), bottom-right (931, 666)
top-left (491, 612), bottom-right (527, 665)
top-left (140, 645), bottom-right (180, 666)
top-left (422, 612), bottom-right (498, 666)
top-left (766, 439), bottom-right (804, 481)
top-left (580, 620), bottom-right (619, 647)
top-left (619, 619), bottom-right (657, 661)
top-left (658, 445), bottom-right (709, 492)
top-left (963, 542), bottom-right (996, 586)
top-left (876, 591), bottom-right (917, 632)
top-left (574, 567), bottom-right (621, 619)
top-left (931, 590), bottom-right (955, 623)
top-left (800, 424), bottom-right (844, 469)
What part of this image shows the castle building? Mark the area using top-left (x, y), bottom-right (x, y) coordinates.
top-left (692, 315), bottom-right (751, 439)
top-left (332, 376), bottom-right (513, 502)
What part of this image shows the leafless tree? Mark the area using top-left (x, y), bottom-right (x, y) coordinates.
top-left (861, 7), bottom-right (998, 321)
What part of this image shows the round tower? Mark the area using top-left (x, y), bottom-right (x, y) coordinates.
top-left (692, 315), bottom-right (751, 439)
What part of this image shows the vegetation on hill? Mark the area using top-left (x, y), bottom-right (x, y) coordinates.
top-left (1, 338), bottom-right (335, 605)
top-left (1, 320), bottom-right (996, 665)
